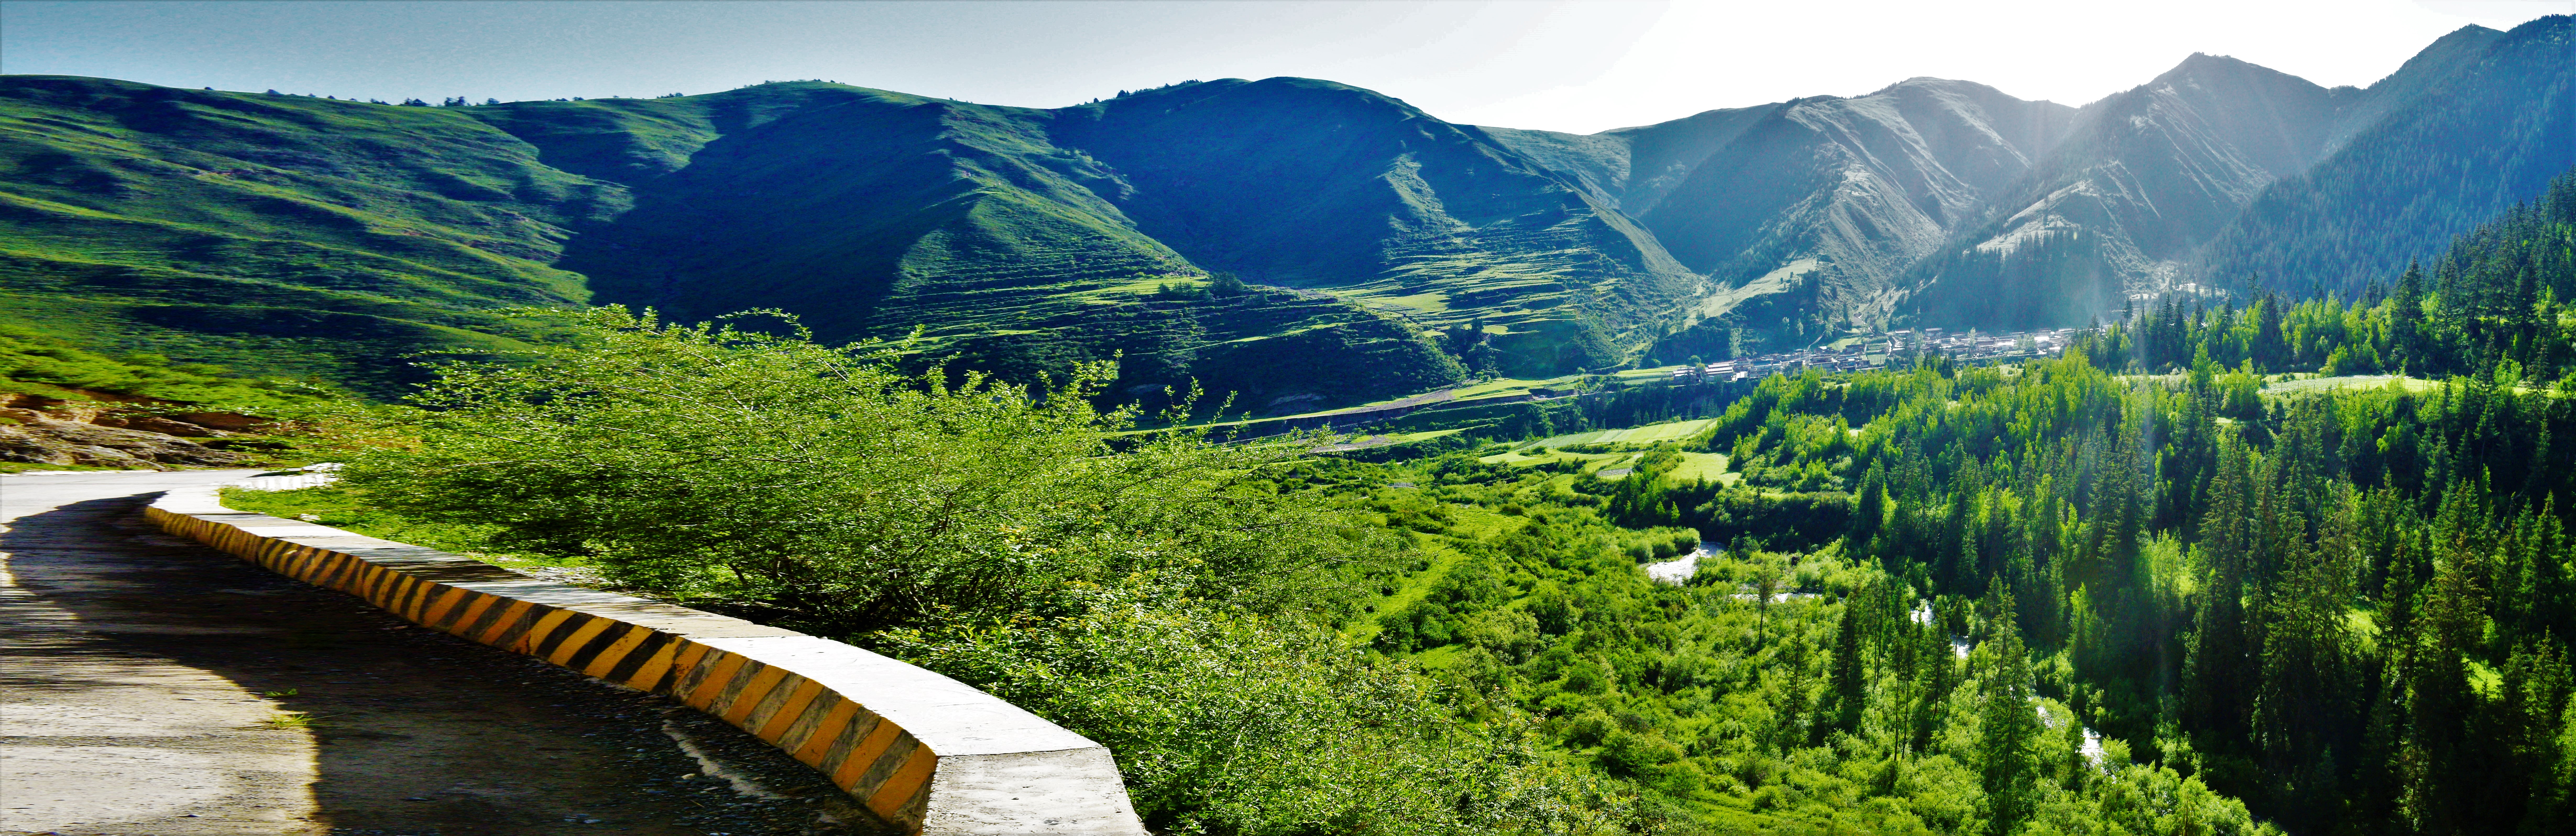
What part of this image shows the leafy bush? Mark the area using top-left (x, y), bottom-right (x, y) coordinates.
top-left (884, 584), bottom-right (1645, 835)
top-left (332, 307), bottom-right (1396, 634)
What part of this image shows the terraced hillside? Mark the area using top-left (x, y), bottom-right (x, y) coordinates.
top-left (1051, 78), bottom-right (1700, 376)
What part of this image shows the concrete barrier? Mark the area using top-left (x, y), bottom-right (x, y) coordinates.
top-left (145, 486), bottom-right (1148, 836)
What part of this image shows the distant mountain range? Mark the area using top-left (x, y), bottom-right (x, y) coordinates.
top-left (0, 15), bottom-right (2566, 405)
top-left (1492, 16), bottom-right (2569, 335)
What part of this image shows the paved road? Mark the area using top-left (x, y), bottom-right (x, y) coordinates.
top-left (1, 470), bottom-right (868, 836)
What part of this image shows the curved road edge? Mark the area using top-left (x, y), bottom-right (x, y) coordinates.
top-left (146, 482), bottom-right (1148, 836)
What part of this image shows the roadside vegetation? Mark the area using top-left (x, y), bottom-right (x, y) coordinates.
top-left (0, 326), bottom-right (330, 410)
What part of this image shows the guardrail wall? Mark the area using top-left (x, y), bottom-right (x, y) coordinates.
top-left (145, 486), bottom-right (1147, 836)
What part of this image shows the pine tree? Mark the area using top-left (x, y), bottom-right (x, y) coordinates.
top-left (1977, 592), bottom-right (2040, 835)
top-left (2185, 437), bottom-right (2255, 745)
top-left (2392, 261), bottom-right (2429, 374)
top-left (2252, 482), bottom-right (2362, 830)
top-left (1827, 601), bottom-right (1865, 735)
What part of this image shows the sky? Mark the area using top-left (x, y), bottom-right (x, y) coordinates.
top-left (1, 0), bottom-right (2565, 134)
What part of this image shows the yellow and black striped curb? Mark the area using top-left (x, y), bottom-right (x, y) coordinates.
top-left (147, 487), bottom-right (1147, 836)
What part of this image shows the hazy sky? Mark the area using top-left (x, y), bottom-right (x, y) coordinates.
top-left (2, 0), bottom-right (2564, 133)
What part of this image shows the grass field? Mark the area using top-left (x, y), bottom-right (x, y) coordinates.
top-left (1671, 452), bottom-right (1736, 484)
top-left (1527, 418), bottom-right (1715, 448)
top-left (2261, 374), bottom-right (2441, 396)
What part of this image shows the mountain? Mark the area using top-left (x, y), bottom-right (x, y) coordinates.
top-left (0, 77), bottom-right (603, 394)
top-left (1042, 78), bottom-right (1698, 376)
top-left (1909, 17), bottom-right (2571, 326)
top-left (1486, 79), bottom-right (2076, 352)
top-left (1, 17), bottom-right (2566, 401)
top-left (1905, 52), bottom-right (2354, 326)
top-left (1483, 18), bottom-right (2567, 338)
top-left (2193, 18), bottom-right (2573, 296)
top-left (535, 77), bottom-right (1698, 389)
top-left (0, 76), bottom-right (1700, 404)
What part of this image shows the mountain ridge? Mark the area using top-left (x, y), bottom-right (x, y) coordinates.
top-left (0, 16), bottom-right (2566, 401)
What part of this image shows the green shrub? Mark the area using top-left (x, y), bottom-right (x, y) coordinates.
top-left (883, 585), bottom-right (1646, 835)
top-left (331, 307), bottom-right (1397, 634)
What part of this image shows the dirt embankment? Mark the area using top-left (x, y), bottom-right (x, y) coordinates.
top-left (0, 391), bottom-right (264, 470)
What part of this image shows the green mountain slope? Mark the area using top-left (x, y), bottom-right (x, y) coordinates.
top-left (0, 78), bottom-right (1479, 405)
top-left (5, 20), bottom-right (2566, 401)
top-left (0, 76), bottom-right (611, 393)
top-left (1050, 78), bottom-right (1699, 375)
top-left (529, 86), bottom-right (1194, 343)
top-left (0, 75), bottom-right (1719, 406)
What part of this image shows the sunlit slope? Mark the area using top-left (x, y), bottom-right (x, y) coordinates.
top-left (1909, 53), bottom-right (2354, 327)
top-left (1641, 80), bottom-right (2075, 346)
top-left (0, 76), bottom-right (596, 392)
top-left (1491, 80), bottom-right (2074, 352)
top-left (1911, 19), bottom-right (2570, 327)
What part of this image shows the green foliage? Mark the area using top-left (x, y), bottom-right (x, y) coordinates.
top-left (1342, 470), bottom-right (2277, 835)
top-left (1550, 308), bottom-right (2576, 833)
top-left (2099, 164), bottom-right (2576, 383)
top-left (0, 325), bottom-right (328, 409)
top-left (331, 307), bottom-right (1395, 634)
top-left (884, 587), bottom-right (1645, 835)
top-left (1388, 185), bottom-right (2576, 830)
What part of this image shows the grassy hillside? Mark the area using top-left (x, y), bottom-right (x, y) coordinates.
top-left (511, 80), bottom-right (1477, 403)
top-left (0, 75), bottom-right (1704, 402)
top-left (0, 324), bottom-right (326, 409)
top-left (1053, 78), bottom-right (1700, 376)
top-left (0, 76), bottom-right (598, 394)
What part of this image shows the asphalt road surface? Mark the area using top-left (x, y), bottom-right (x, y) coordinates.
top-left (0, 470), bottom-right (874, 836)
